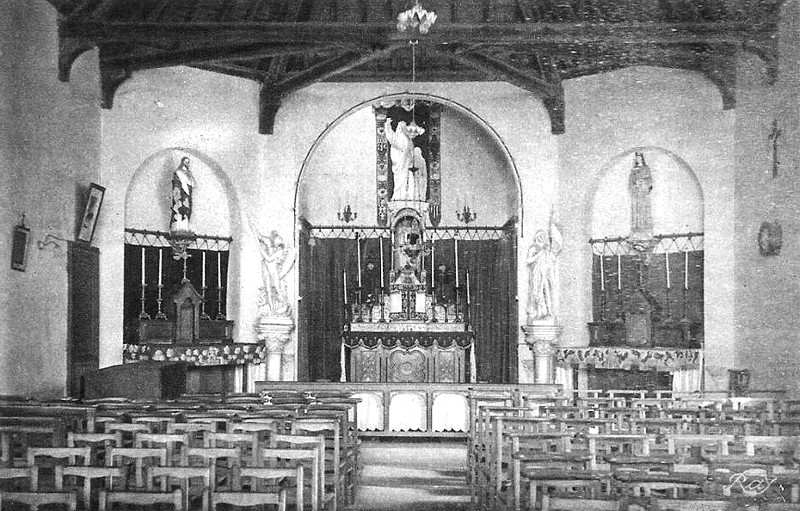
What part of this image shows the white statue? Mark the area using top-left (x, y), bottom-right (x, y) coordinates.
top-left (385, 117), bottom-right (426, 201)
top-left (170, 156), bottom-right (194, 234)
top-left (257, 230), bottom-right (295, 317)
top-left (526, 220), bottom-right (563, 322)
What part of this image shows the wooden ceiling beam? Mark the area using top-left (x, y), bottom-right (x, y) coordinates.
top-left (103, 42), bottom-right (333, 71)
top-left (447, 48), bottom-right (564, 134)
top-left (259, 44), bottom-right (403, 134)
top-left (58, 20), bottom-right (775, 48)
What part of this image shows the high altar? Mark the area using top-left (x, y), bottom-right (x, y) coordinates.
top-left (341, 200), bottom-right (475, 383)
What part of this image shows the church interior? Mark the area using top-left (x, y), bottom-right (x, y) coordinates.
top-left (3, 0), bottom-right (800, 509)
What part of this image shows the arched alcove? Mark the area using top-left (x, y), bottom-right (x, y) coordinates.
top-left (125, 149), bottom-right (233, 236)
top-left (122, 148), bottom-right (243, 350)
top-left (591, 148), bottom-right (704, 238)
top-left (296, 94), bottom-right (521, 228)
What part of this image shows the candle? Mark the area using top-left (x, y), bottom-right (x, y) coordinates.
top-left (431, 239), bottom-right (435, 289)
top-left (201, 251), bottom-right (206, 288)
top-left (455, 237), bottom-right (460, 287)
top-left (217, 252), bottom-right (222, 288)
top-left (466, 270), bottom-right (471, 305)
top-left (665, 251), bottom-right (671, 289)
top-left (141, 247), bottom-right (146, 286)
top-left (599, 254), bottom-right (605, 292)
top-left (343, 270), bottom-right (348, 304)
top-left (158, 248), bottom-right (163, 287)
top-left (379, 235), bottom-right (385, 289)
top-left (617, 254), bottom-right (621, 290)
top-left (684, 251), bottom-right (689, 290)
top-left (356, 234), bottom-right (362, 287)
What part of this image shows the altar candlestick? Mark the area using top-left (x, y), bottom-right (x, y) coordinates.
top-left (665, 251), bottom-right (671, 289)
top-left (431, 239), bottom-right (435, 289)
top-left (617, 253), bottom-right (621, 290)
top-left (141, 247), bottom-right (146, 285)
top-left (684, 251), bottom-right (689, 290)
top-left (455, 237), bottom-right (460, 287)
top-left (201, 251), bottom-right (206, 288)
top-left (466, 270), bottom-right (471, 305)
top-left (599, 254), bottom-right (605, 292)
top-left (379, 235), bottom-right (385, 289)
top-left (356, 234), bottom-right (362, 287)
top-left (158, 248), bottom-right (163, 287)
top-left (217, 252), bottom-right (222, 288)
top-left (343, 270), bottom-right (348, 304)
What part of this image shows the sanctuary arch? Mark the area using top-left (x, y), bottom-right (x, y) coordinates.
top-left (295, 94), bottom-right (523, 385)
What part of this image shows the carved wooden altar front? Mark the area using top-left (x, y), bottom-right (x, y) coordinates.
top-left (343, 323), bottom-right (474, 383)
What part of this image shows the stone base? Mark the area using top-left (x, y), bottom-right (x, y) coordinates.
top-left (255, 315), bottom-right (294, 381)
top-left (522, 323), bottom-right (563, 384)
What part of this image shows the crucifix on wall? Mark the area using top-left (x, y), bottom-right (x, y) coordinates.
top-left (769, 118), bottom-right (781, 179)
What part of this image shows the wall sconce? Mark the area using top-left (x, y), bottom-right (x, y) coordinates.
top-left (456, 205), bottom-right (476, 224)
top-left (338, 204), bottom-right (358, 223)
top-left (37, 233), bottom-right (70, 250)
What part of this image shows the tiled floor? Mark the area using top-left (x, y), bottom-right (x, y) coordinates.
top-left (351, 440), bottom-right (471, 511)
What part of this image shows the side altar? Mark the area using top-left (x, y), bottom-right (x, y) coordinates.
top-left (341, 200), bottom-right (476, 383)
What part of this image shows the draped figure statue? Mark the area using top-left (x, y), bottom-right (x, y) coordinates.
top-left (257, 230), bottom-right (296, 317)
top-left (526, 221), bottom-right (563, 322)
top-left (629, 152), bottom-right (653, 235)
top-left (170, 156), bottom-right (194, 234)
top-left (385, 117), bottom-right (426, 201)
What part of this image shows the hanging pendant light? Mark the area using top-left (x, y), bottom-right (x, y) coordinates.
top-left (397, 1), bottom-right (437, 35)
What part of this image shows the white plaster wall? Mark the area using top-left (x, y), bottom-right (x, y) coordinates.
top-left (0, 1), bottom-right (101, 397)
top-left (558, 66), bottom-right (735, 391)
top-left (732, 0), bottom-right (800, 395)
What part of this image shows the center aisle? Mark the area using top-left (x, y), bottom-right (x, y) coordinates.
top-left (352, 440), bottom-right (471, 511)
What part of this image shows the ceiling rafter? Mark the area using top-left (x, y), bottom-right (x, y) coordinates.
top-left (259, 44), bottom-right (404, 134)
top-left (446, 48), bottom-right (564, 134)
top-left (46, 0), bottom-right (784, 135)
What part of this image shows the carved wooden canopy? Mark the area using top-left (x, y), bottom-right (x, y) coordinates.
top-left (48, 0), bottom-right (784, 135)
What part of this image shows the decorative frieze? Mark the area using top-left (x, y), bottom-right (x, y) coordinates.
top-left (123, 342), bottom-right (266, 366)
top-left (557, 347), bottom-right (701, 372)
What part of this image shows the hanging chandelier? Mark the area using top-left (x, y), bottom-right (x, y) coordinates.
top-left (396, 1), bottom-right (436, 137)
top-left (396, 1), bottom-right (437, 35)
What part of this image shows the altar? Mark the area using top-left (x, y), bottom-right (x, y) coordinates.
top-left (342, 323), bottom-right (475, 383)
top-left (340, 198), bottom-right (475, 383)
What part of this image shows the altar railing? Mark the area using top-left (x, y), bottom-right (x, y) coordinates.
top-left (253, 381), bottom-right (562, 437)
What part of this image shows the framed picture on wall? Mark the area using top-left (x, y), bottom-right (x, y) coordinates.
top-left (11, 223), bottom-right (30, 271)
top-left (77, 183), bottom-right (105, 244)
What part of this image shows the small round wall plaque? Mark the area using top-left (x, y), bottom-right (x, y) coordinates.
top-left (758, 221), bottom-right (782, 256)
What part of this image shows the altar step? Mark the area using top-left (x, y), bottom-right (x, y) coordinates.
top-left (352, 440), bottom-right (471, 511)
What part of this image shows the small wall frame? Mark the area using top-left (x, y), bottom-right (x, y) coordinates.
top-left (11, 224), bottom-right (30, 271)
top-left (77, 183), bottom-right (105, 244)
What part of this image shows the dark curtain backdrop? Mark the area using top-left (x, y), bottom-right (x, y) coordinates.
top-left (591, 251), bottom-right (704, 327)
top-left (298, 224), bottom-right (517, 383)
top-left (123, 245), bottom-right (229, 344)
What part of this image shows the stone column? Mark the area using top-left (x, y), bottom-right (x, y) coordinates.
top-left (255, 316), bottom-right (294, 381)
top-left (522, 323), bottom-right (563, 384)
